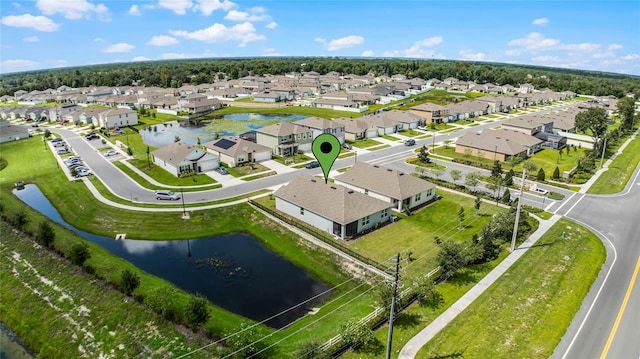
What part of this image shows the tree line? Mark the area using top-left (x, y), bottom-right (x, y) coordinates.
top-left (1, 57), bottom-right (639, 98)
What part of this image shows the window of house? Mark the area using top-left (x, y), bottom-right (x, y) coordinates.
top-left (362, 216), bottom-right (370, 226)
top-left (300, 208), bottom-right (305, 215)
top-left (415, 193), bottom-right (421, 201)
top-left (381, 209), bottom-right (388, 217)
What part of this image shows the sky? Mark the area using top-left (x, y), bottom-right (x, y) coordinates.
top-left (1, 0), bottom-right (639, 75)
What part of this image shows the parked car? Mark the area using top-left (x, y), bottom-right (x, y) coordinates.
top-left (404, 139), bottom-right (416, 146)
top-left (53, 141), bottom-right (66, 148)
top-left (57, 148), bottom-right (70, 155)
top-left (342, 143), bottom-right (353, 150)
top-left (532, 187), bottom-right (549, 195)
top-left (305, 161), bottom-right (320, 169)
top-left (75, 169), bottom-right (93, 177)
top-left (103, 150), bottom-right (118, 157)
top-left (51, 138), bottom-right (63, 143)
top-left (65, 158), bottom-right (82, 166)
top-left (85, 133), bottom-right (100, 140)
top-left (155, 190), bottom-right (181, 201)
top-left (214, 166), bottom-right (229, 175)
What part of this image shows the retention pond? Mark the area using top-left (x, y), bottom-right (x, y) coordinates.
top-left (13, 184), bottom-right (331, 328)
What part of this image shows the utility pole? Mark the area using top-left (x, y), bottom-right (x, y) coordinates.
top-left (181, 187), bottom-right (186, 218)
top-left (510, 167), bottom-right (526, 252)
top-left (599, 137), bottom-right (607, 169)
top-left (385, 253), bottom-right (401, 359)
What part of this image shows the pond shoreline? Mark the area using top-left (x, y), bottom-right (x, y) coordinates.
top-left (0, 321), bottom-right (36, 359)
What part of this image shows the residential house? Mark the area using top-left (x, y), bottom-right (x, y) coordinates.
top-left (293, 117), bottom-right (346, 144)
top-left (96, 108), bottom-right (139, 129)
top-left (359, 113), bottom-right (401, 136)
top-left (519, 83), bottom-right (535, 94)
top-left (410, 103), bottom-right (450, 124)
top-left (332, 117), bottom-right (372, 141)
top-left (203, 137), bottom-right (271, 167)
top-left (274, 174), bottom-right (394, 240)
top-left (0, 120), bottom-right (30, 143)
top-left (445, 100), bottom-right (491, 121)
top-left (256, 122), bottom-right (314, 156)
top-left (152, 141), bottom-right (219, 176)
top-left (253, 92), bottom-right (284, 103)
top-left (181, 98), bottom-right (222, 114)
top-left (334, 162), bottom-right (437, 212)
top-left (502, 115), bottom-right (553, 136)
top-left (455, 129), bottom-right (543, 161)
top-left (379, 110), bottom-right (423, 130)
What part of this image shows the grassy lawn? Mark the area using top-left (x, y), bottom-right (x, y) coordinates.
top-left (0, 224), bottom-right (222, 358)
top-left (0, 136), bottom-right (377, 356)
top-left (113, 161), bottom-right (221, 191)
top-left (588, 131), bottom-right (640, 194)
top-left (381, 134), bottom-right (402, 141)
top-left (225, 162), bottom-right (270, 177)
top-left (338, 151), bottom-right (356, 159)
top-left (511, 148), bottom-right (589, 175)
top-left (352, 138), bottom-right (383, 149)
top-left (272, 153), bottom-right (313, 165)
top-left (398, 129), bottom-right (422, 137)
top-left (431, 146), bottom-right (494, 166)
top-left (406, 157), bottom-right (447, 170)
top-left (417, 219), bottom-right (605, 359)
top-left (347, 192), bottom-right (506, 279)
top-left (241, 171), bottom-right (277, 181)
top-left (127, 159), bottom-right (217, 185)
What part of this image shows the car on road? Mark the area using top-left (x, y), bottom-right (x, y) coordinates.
top-left (305, 161), bottom-right (320, 169)
top-left (85, 133), bottom-right (100, 140)
top-left (214, 166), bottom-right (229, 175)
top-left (532, 187), bottom-right (549, 195)
top-left (103, 150), bottom-right (118, 157)
top-left (155, 190), bottom-right (181, 201)
top-left (404, 139), bottom-right (416, 146)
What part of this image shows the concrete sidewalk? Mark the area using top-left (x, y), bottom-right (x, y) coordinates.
top-left (398, 214), bottom-right (561, 358)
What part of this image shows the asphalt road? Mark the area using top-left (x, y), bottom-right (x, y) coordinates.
top-left (551, 163), bottom-right (640, 359)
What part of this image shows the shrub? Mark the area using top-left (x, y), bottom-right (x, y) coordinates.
top-left (120, 269), bottom-right (141, 296)
top-left (536, 168), bottom-right (546, 181)
top-left (36, 221), bottom-right (55, 248)
top-left (69, 242), bottom-right (91, 266)
top-left (185, 294), bottom-right (210, 329)
top-left (553, 166), bottom-right (560, 179)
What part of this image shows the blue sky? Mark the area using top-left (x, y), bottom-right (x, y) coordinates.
top-left (1, 0), bottom-right (639, 75)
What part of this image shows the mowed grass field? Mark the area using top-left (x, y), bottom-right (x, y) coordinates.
top-left (347, 192), bottom-right (506, 278)
top-left (417, 218), bottom-right (605, 359)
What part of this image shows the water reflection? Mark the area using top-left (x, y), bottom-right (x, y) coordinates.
top-left (13, 184), bottom-right (331, 328)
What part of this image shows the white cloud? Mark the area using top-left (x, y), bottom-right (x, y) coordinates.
top-left (459, 49), bottom-right (485, 61)
top-left (263, 47), bottom-right (280, 56)
top-left (361, 50), bottom-right (374, 57)
top-left (37, 0), bottom-right (109, 20)
top-left (316, 35), bottom-right (364, 51)
top-left (132, 56), bottom-right (151, 62)
top-left (532, 17), bottom-right (548, 25)
top-left (128, 4), bottom-right (140, 15)
top-left (23, 36), bottom-right (40, 42)
top-left (402, 36), bottom-right (443, 58)
top-left (148, 35), bottom-right (178, 46)
top-left (170, 22), bottom-right (265, 46)
top-left (1, 14), bottom-right (60, 32)
top-left (225, 8), bottom-right (270, 22)
top-left (608, 44), bottom-right (623, 51)
top-left (622, 54), bottom-right (639, 60)
top-left (160, 51), bottom-right (216, 59)
top-left (102, 43), bottom-right (135, 53)
top-left (93, 37), bottom-right (104, 42)
top-left (158, 0), bottom-right (193, 15)
top-left (266, 21), bottom-right (277, 29)
top-left (195, 0), bottom-right (236, 15)
top-left (564, 43), bottom-right (600, 52)
top-left (0, 59), bottom-right (39, 73)
top-left (508, 32), bottom-right (560, 52)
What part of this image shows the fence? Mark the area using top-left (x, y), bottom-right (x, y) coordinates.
top-left (249, 200), bottom-right (389, 273)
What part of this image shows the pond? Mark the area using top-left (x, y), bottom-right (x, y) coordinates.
top-left (13, 185), bottom-right (331, 328)
top-left (0, 322), bottom-right (35, 359)
top-left (140, 113), bottom-right (306, 147)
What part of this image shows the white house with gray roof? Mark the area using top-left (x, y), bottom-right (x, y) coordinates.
top-left (203, 137), bottom-right (271, 167)
top-left (274, 174), bottom-right (394, 240)
top-left (334, 162), bottom-right (437, 212)
top-left (293, 117), bottom-right (345, 144)
top-left (152, 141), bottom-right (219, 176)
top-left (256, 122), bottom-right (314, 156)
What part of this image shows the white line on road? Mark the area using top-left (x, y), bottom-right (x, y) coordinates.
top-left (553, 192), bottom-right (577, 214)
top-left (560, 218), bottom-right (617, 359)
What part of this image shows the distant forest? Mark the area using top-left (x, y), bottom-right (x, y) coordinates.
top-left (1, 57), bottom-right (639, 98)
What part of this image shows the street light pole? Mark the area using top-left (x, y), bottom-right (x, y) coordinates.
top-left (599, 137), bottom-right (607, 169)
top-left (181, 187), bottom-right (186, 217)
top-left (510, 167), bottom-right (526, 252)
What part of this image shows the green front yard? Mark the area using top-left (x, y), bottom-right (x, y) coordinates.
top-left (351, 138), bottom-right (383, 149)
top-left (417, 219), bottom-right (605, 359)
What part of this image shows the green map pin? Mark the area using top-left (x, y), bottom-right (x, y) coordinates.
top-left (312, 133), bottom-right (341, 184)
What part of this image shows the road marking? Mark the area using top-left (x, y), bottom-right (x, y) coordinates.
top-left (561, 219), bottom-right (617, 359)
top-left (564, 193), bottom-right (585, 217)
top-left (553, 192), bottom-right (577, 214)
top-left (600, 256), bottom-right (640, 359)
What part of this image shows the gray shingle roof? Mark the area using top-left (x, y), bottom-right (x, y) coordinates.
top-left (274, 174), bottom-right (392, 225)
top-left (456, 129), bottom-right (543, 155)
top-left (151, 141), bottom-right (207, 166)
top-left (334, 162), bottom-right (435, 200)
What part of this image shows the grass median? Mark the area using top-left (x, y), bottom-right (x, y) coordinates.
top-left (417, 218), bottom-right (605, 359)
top-left (588, 131), bottom-right (640, 194)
